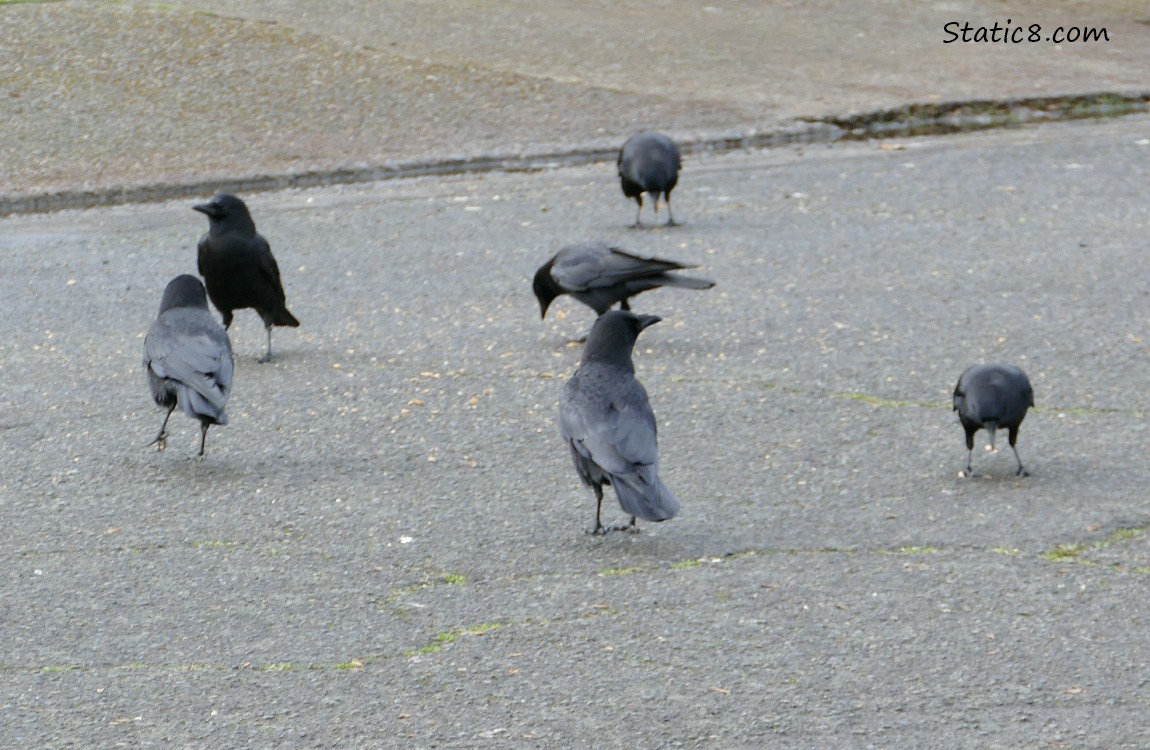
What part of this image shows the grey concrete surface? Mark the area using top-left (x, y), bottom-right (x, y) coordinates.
top-left (3, 0), bottom-right (1149, 199)
top-left (3, 114), bottom-right (1150, 747)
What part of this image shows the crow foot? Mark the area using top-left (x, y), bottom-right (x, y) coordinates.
top-left (587, 522), bottom-right (640, 535)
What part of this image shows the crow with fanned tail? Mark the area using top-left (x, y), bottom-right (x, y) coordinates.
top-left (194, 193), bottom-right (299, 362)
top-left (533, 240), bottom-right (713, 321)
top-left (559, 310), bottom-right (680, 534)
top-left (143, 275), bottom-right (234, 457)
top-left (953, 364), bottom-right (1034, 477)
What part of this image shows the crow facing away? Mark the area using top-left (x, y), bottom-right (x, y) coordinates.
top-left (533, 240), bottom-right (714, 320)
top-left (194, 193), bottom-right (299, 362)
top-left (143, 274), bottom-right (234, 457)
top-left (559, 310), bottom-right (681, 534)
top-left (953, 364), bottom-right (1034, 477)
top-left (618, 131), bottom-right (681, 227)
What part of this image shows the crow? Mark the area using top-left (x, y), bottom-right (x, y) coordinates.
top-left (953, 364), bottom-right (1034, 477)
top-left (618, 131), bottom-right (681, 227)
top-left (559, 310), bottom-right (680, 534)
top-left (533, 240), bottom-right (713, 320)
top-left (143, 274), bottom-right (234, 457)
top-left (194, 193), bottom-right (299, 362)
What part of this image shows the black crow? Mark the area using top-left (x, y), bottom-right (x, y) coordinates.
top-left (618, 131), bottom-right (681, 227)
top-left (143, 275), bottom-right (234, 457)
top-left (194, 193), bottom-right (299, 362)
top-left (953, 364), bottom-right (1034, 477)
top-left (533, 240), bottom-right (713, 320)
top-left (559, 310), bottom-right (680, 534)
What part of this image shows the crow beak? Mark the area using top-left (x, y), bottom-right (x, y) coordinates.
top-left (192, 203), bottom-right (215, 216)
top-left (636, 314), bottom-right (662, 331)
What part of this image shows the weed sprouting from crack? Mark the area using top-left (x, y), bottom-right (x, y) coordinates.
top-left (1104, 528), bottom-right (1144, 545)
top-left (1039, 527), bottom-right (1147, 568)
top-left (383, 571), bottom-right (470, 605)
top-left (1041, 543), bottom-right (1089, 562)
top-left (878, 546), bottom-right (940, 555)
top-left (403, 623), bottom-right (502, 658)
top-left (262, 662), bottom-right (324, 672)
top-left (599, 566), bottom-right (643, 576)
top-left (192, 539), bottom-right (237, 550)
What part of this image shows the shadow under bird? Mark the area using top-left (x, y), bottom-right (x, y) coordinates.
top-left (194, 193), bottom-right (299, 362)
top-left (953, 363), bottom-right (1034, 477)
top-left (533, 240), bottom-right (714, 321)
top-left (618, 131), bottom-right (681, 227)
top-left (559, 310), bottom-right (680, 534)
top-left (143, 274), bottom-right (234, 457)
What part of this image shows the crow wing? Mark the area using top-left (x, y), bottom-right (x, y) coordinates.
top-left (144, 310), bottom-right (233, 421)
top-left (550, 243), bottom-right (689, 293)
top-left (560, 364), bottom-right (679, 521)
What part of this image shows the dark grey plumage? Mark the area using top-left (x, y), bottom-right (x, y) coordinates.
top-left (143, 274), bottom-right (234, 457)
top-left (618, 131), bottom-right (681, 227)
top-left (559, 311), bottom-right (680, 534)
top-left (953, 364), bottom-right (1034, 477)
top-left (533, 241), bottom-right (714, 320)
top-left (194, 193), bottom-right (299, 362)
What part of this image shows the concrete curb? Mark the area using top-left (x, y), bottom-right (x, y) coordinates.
top-left (2, 91), bottom-right (1146, 217)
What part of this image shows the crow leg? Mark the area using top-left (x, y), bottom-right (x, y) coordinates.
top-left (665, 195), bottom-right (676, 226)
top-left (259, 324), bottom-right (273, 363)
top-left (149, 404), bottom-right (177, 451)
top-left (1009, 428), bottom-right (1027, 477)
top-left (961, 428), bottom-right (978, 477)
top-left (198, 421), bottom-right (210, 458)
top-left (608, 516), bottom-right (640, 534)
top-left (632, 198), bottom-right (643, 228)
top-left (590, 484), bottom-right (607, 535)
top-left (963, 448), bottom-right (977, 477)
top-left (588, 485), bottom-right (642, 534)
top-left (1011, 447), bottom-right (1028, 477)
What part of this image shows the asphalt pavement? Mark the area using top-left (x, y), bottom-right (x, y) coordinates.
top-left (3, 1), bottom-right (1150, 748)
top-left (3, 115), bottom-right (1150, 747)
